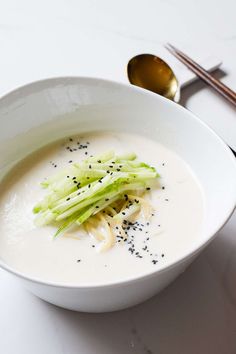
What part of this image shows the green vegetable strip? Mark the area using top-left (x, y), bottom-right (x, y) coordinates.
top-left (113, 204), bottom-right (140, 221)
top-left (55, 181), bottom-right (145, 221)
top-left (33, 150), bottom-right (159, 236)
top-left (76, 194), bottom-right (122, 225)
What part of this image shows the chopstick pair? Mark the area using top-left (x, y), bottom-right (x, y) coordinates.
top-left (165, 43), bottom-right (236, 157)
top-left (165, 43), bottom-right (236, 107)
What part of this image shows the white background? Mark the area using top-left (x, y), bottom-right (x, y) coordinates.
top-left (0, 1), bottom-right (236, 353)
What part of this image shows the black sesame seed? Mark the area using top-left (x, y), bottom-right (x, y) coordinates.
top-left (95, 206), bottom-right (99, 209)
top-left (85, 151), bottom-right (88, 155)
top-left (146, 187), bottom-right (151, 190)
top-left (122, 212), bottom-right (125, 215)
top-left (105, 198), bottom-right (109, 201)
top-left (97, 160), bottom-right (101, 163)
top-left (68, 160), bottom-right (73, 163)
top-left (162, 186), bottom-right (165, 190)
top-left (66, 197), bottom-right (70, 201)
top-left (89, 165), bottom-right (92, 169)
top-left (165, 198), bottom-right (169, 201)
top-left (117, 168), bottom-right (121, 172)
top-left (88, 184), bottom-right (91, 188)
top-left (69, 138), bottom-right (73, 142)
top-left (72, 177), bottom-right (76, 180)
top-left (77, 259), bottom-right (81, 262)
top-left (67, 175), bottom-right (70, 178)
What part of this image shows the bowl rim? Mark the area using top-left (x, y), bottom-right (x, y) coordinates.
top-left (0, 75), bottom-right (235, 289)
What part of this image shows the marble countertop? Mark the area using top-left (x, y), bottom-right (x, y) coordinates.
top-left (0, 1), bottom-right (235, 353)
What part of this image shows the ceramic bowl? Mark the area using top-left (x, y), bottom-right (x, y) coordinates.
top-left (0, 77), bottom-right (235, 312)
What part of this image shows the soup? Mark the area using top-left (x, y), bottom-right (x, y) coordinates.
top-left (0, 132), bottom-right (204, 285)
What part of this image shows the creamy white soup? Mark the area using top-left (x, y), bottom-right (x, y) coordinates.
top-left (0, 132), bottom-right (204, 285)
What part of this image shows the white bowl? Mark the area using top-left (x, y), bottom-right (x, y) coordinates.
top-left (0, 77), bottom-right (235, 313)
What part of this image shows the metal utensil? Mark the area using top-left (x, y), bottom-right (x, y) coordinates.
top-left (127, 54), bottom-right (180, 102)
top-left (165, 43), bottom-right (236, 107)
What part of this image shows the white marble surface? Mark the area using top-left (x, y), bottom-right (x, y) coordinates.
top-left (0, 1), bottom-right (236, 353)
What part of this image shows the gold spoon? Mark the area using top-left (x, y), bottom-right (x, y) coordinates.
top-left (127, 54), bottom-right (180, 102)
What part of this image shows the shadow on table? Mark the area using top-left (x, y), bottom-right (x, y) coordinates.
top-left (179, 69), bottom-right (227, 107)
top-left (41, 213), bottom-right (236, 354)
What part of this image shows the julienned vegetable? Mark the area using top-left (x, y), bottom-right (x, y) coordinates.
top-left (33, 150), bottom-right (159, 250)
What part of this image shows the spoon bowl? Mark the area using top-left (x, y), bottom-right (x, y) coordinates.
top-left (127, 54), bottom-right (180, 101)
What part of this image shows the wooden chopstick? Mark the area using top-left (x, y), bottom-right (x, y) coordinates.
top-left (165, 43), bottom-right (236, 107)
